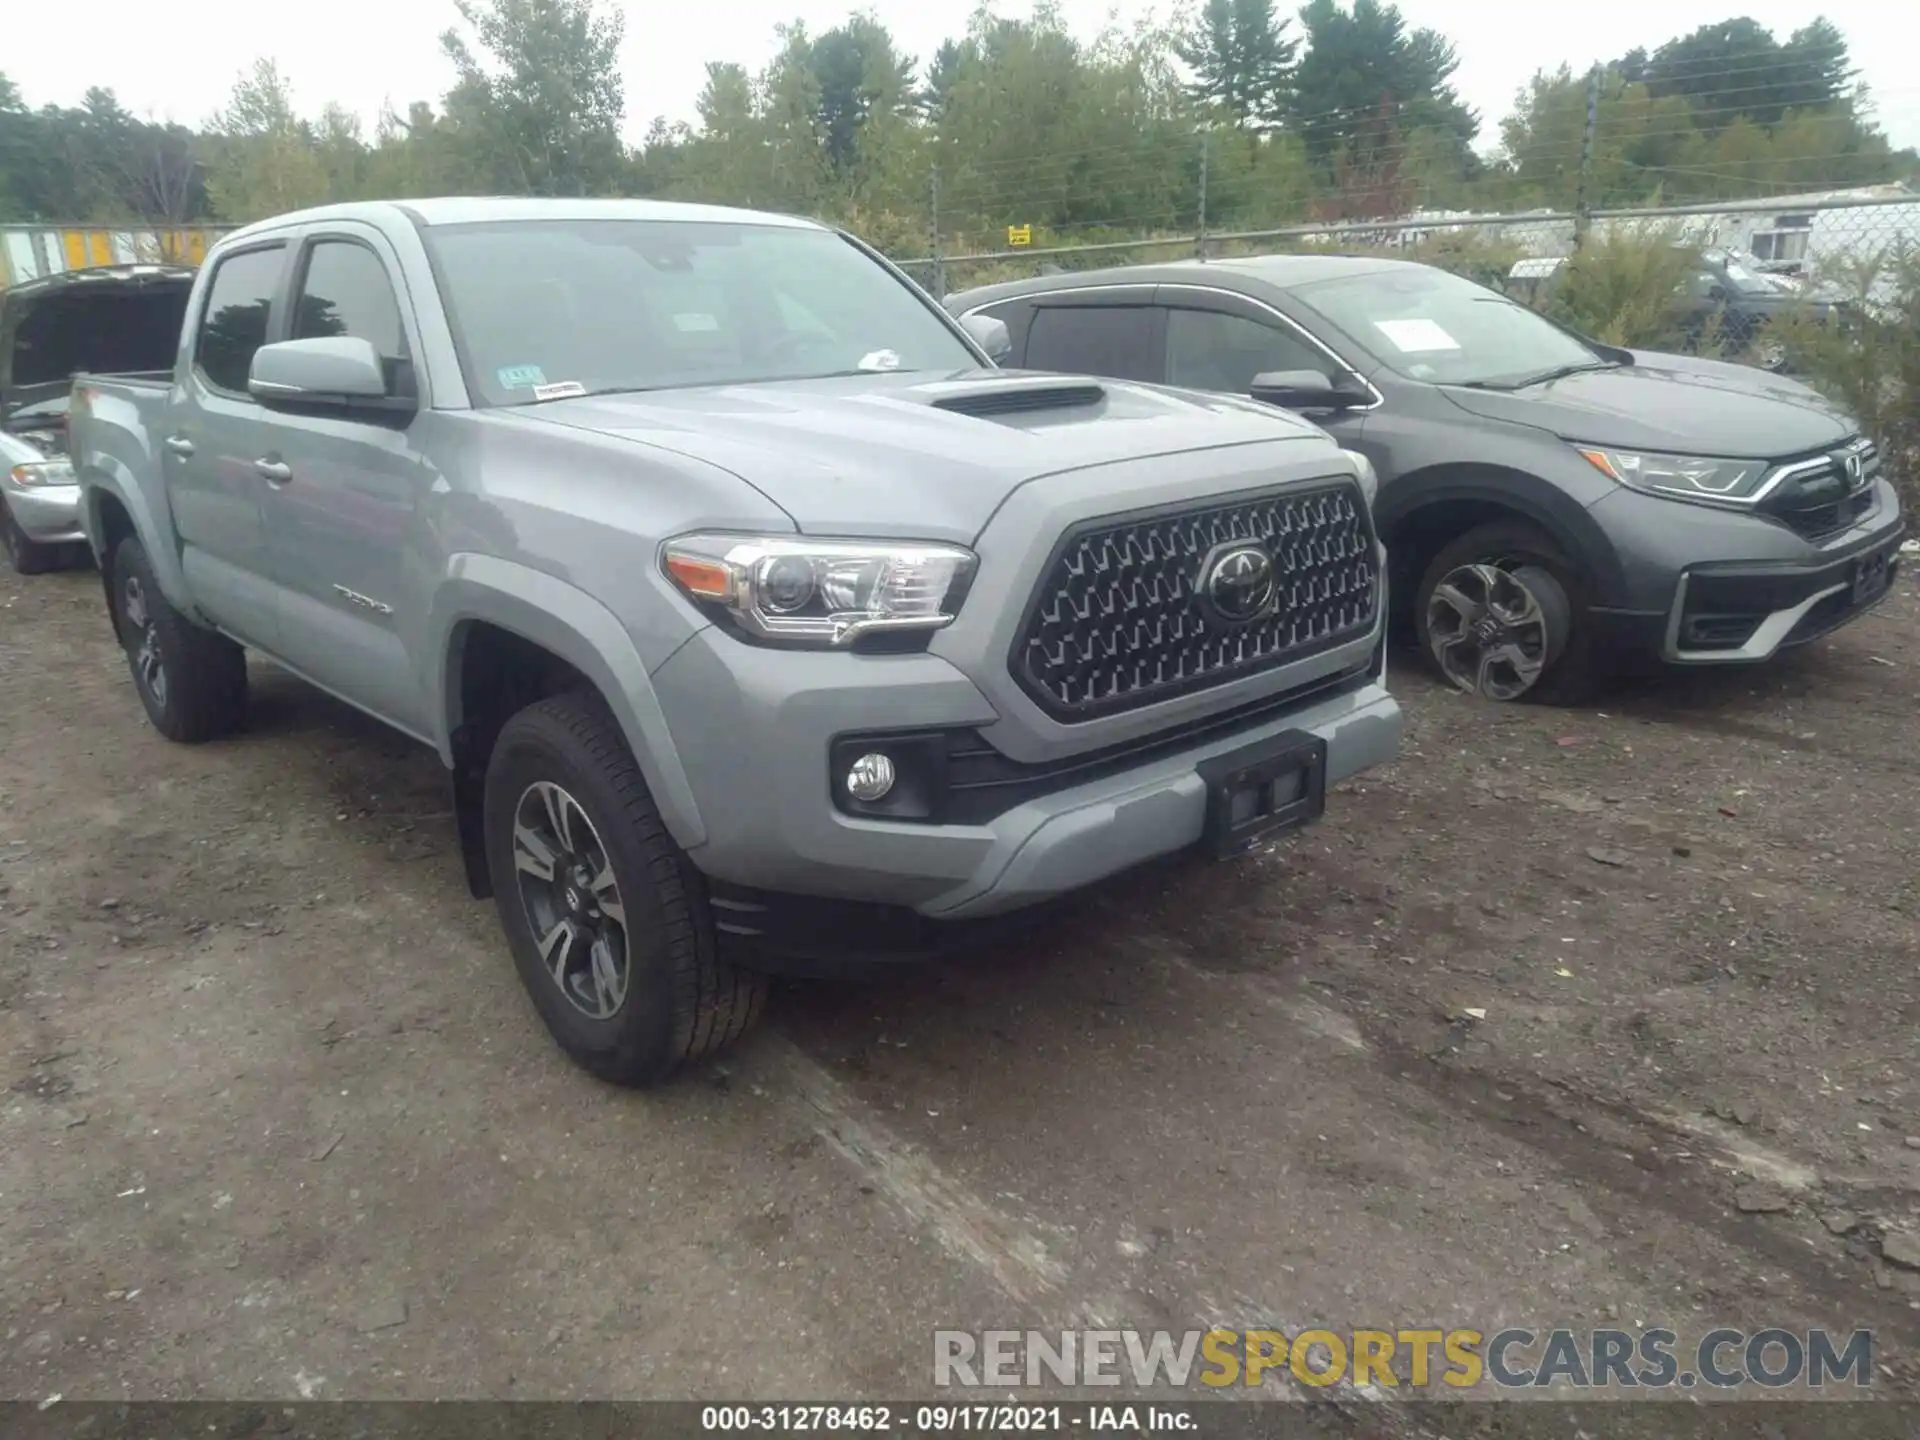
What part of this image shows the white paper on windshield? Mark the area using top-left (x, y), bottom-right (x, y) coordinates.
top-left (858, 349), bottom-right (903, 371)
top-left (532, 381), bottom-right (587, 401)
top-left (1373, 318), bottom-right (1461, 353)
top-left (673, 313), bottom-right (720, 332)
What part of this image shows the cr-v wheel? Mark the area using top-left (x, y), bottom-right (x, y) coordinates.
top-left (482, 690), bottom-right (766, 1087)
top-left (1415, 520), bottom-right (1594, 705)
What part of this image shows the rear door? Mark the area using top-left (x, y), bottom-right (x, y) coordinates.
top-left (257, 225), bottom-right (432, 735)
top-left (1019, 294), bottom-right (1165, 382)
top-left (166, 240), bottom-right (291, 649)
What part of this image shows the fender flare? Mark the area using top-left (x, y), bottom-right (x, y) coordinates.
top-left (425, 554), bottom-right (707, 851)
top-left (78, 470), bottom-right (195, 615)
top-left (1376, 464), bottom-right (1628, 606)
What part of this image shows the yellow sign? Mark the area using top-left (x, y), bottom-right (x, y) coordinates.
top-left (1007, 225), bottom-right (1032, 247)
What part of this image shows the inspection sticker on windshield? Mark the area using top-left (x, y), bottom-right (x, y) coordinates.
top-left (532, 380), bottom-right (587, 401)
top-left (858, 349), bottom-right (903, 371)
top-left (1373, 318), bottom-right (1460, 353)
top-left (497, 364), bottom-right (547, 388)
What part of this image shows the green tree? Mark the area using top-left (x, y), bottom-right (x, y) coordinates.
top-left (1637, 16), bottom-right (1855, 130)
top-left (1286, 0), bottom-right (1476, 187)
top-left (439, 0), bottom-right (626, 195)
top-left (204, 59), bottom-right (331, 222)
top-left (807, 15), bottom-right (918, 176)
top-left (1174, 0), bottom-right (1295, 128)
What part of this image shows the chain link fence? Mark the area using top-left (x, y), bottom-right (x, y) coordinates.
top-left (895, 191), bottom-right (1920, 308)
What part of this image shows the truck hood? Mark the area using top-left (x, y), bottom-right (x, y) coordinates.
top-left (1440, 352), bottom-right (1857, 458)
top-left (516, 368), bottom-right (1332, 541)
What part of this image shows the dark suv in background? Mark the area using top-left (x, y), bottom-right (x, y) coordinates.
top-left (947, 255), bottom-right (1904, 703)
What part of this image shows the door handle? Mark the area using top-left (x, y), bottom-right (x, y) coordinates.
top-left (163, 436), bottom-right (194, 457)
top-left (255, 458), bottom-right (293, 484)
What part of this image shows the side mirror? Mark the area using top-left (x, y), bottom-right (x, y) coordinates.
top-left (1708, 284), bottom-right (1728, 302)
top-left (249, 336), bottom-right (411, 412)
top-left (1249, 370), bottom-right (1360, 412)
top-left (959, 313), bottom-right (1013, 365)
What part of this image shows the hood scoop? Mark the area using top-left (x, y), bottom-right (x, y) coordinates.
top-left (928, 379), bottom-right (1106, 418)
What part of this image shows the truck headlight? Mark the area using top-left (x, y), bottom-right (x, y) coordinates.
top-left (7, 458), bottom-right (74, 488)
top-left (662, 534), bottom-right (977, 648)
top-left (1574, 446), bottom-right (1768, 505)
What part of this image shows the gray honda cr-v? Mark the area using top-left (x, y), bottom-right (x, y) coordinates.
top-left (947, 255), bottom-right (1905, 703)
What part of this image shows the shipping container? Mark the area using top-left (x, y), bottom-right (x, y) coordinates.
top-left (0, 225), bottom-right (238, 290)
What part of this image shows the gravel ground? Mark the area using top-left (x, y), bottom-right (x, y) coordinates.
top-left (1, 556), bottom-right (1917, 1415)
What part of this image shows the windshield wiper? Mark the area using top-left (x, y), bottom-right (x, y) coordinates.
top-left (1461, 360), bottom-right (1618, 391)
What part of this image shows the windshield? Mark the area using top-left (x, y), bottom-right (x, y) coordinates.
top-left (1292, 266), bottom-right (1601, 387)
top-left (423, 219), bottom-right (978, 406)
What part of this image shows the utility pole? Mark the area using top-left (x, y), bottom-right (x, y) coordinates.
top-left (1573, 65), bottom-right (1601, 250)
top-left (929, 164), bottom-right (945, 301)
top-left (1196, 127), bottom-right (1211, 261)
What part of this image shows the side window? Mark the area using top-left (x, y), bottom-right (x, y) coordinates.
top-left (1165, 308), bottom-right (1326, 395)
top-left (1025, 304), bottom-right (1159, 382)
top-left (294, 241), bottom-right (409, 362)
top-left (195, 245), bottom-right (285, 394)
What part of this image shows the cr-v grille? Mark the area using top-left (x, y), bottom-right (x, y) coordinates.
top-left (1012, 481), bottom-right (1379, 721)
top-left (1763, 437), bottom-right (1879, 540)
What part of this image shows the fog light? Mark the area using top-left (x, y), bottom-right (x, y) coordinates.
top-left (846, 752), bottom-right (896, 802)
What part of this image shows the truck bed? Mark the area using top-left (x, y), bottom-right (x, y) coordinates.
top-left (66, 372), bottom-right (179, 566)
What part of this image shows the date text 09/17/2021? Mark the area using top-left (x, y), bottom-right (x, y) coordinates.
top-left (700, 1406), bottom-right (1191, 1433)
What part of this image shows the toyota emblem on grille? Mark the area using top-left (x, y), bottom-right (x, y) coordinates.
top-left (1199, 542), bottom-right (1277, 624)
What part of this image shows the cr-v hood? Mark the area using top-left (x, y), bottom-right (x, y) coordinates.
top-left (513, 368), bottom-right (1334, 541)
top-left (1440, 351), bottom-right (1856, 458)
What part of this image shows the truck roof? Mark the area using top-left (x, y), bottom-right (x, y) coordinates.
top-left (220, 197), bottom-right (828, 246)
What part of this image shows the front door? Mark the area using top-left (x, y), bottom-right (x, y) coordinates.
top-left (1159, 293), bottom-right (1372, 450)
top-left (258, 229), bottom-right (433, 737)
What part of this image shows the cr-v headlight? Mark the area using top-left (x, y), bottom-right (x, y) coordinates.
top-left (662, 534), bottom-right (977, 648)
top-left (1574, 445), bottom-right (1769, 504)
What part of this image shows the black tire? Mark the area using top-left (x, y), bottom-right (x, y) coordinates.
top-left (109, 537), bottom-right (249, 742)
top-left (482, 690), bottom-right (766, 1088)
top-left (1414, 519), bottom-right (1596, 706)
top-left (2, 501), bottom-right (63, 576)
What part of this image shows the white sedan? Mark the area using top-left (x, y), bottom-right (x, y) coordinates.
top-left (1, 429), bottom-right (84, 575)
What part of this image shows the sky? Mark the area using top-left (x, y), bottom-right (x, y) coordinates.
top-left (10, 0), bottom-right (1920, 157)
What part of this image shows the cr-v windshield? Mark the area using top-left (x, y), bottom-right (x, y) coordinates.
top-left (1293, 266), bottom-right (1603, 388)
top-left (424, 219), bottom-right (979, 406)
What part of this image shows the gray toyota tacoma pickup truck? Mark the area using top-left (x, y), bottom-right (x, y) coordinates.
top-left (68, 197), bottom-right (1402, 1086)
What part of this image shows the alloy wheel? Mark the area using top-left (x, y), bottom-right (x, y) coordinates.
top-left (510, 780), bottom-right (630, 1021)
top-left (1425, 562), bottom-right (1556, 701)
top-left (121, 574), bottom-right (169, 710)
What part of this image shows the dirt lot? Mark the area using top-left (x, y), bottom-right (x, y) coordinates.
top-left (2, 554), bottom-right (1918, 1411)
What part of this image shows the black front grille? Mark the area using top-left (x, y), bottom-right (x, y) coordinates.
top-left (1763, 440), bottom-right (1879, 540)
top-left (1012, 481), bottom-right (1379, 722)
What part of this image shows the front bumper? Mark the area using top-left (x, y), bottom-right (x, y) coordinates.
top-left (1584, 478), bottom-right (1905, 666)
top-left (1657, 530), bottom-right (1905, 663)
top-left (1, 481), bottom-right (84, 543)
top-left (651, 626), bottom-right (1400, 953)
